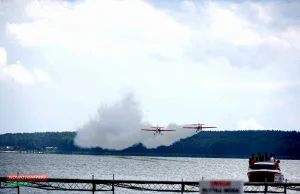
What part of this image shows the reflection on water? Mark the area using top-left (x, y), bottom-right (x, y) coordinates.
top-left (0, 153), bottom-right (299, 193)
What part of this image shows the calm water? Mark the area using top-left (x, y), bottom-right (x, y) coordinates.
top-left (0, 153), bottom-right (299, 193)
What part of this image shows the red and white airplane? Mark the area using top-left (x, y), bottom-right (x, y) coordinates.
top-left (141, 126), bottom-right (176, 135)
top-left (182, 122), bottom-right (217, 133)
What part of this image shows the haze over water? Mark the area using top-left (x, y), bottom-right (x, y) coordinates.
top-left (1, 153), bottom-right (300, 193)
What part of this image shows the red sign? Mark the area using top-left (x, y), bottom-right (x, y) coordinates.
top-left (201, 180), bottom-right (243, 194)
top-left (6, 174), bottom-right (48, 182)
top-left (210, 181), bottom-right (232, 187)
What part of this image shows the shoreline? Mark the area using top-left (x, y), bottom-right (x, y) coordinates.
top-left (0, 151), bottom-right (19, 153)
top-left (1, 151), bottom-right (299, 160)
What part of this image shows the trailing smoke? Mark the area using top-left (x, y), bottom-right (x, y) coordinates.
top-left (74, 93), bottom-right (194, 150)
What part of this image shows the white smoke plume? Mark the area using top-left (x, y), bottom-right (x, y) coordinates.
top-left (74, 93), bottom-right (195, 150)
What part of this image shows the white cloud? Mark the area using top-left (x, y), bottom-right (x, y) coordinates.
top-left (0, 0), bottom-right (300, 134)
top-left (237, 118), bottom-right (281, 131)
top-left (177, 1), bottom-right (300, 70)
top-left (0, 47), bottom-right (50, 84)
top-left (192, 80), bottom-right (300, 91)
top-left (237, 118), bottom-right (264, 130)
top-left (206, 3), bottom-right (262, 46)
top-left (33, 68), bottom-right (51, 83)
top-left (251, 3), bottom-right (272, 23)
top-left (1, 62), bottom-right (35, 84)
top-left (8, 0), bottom-right (191, 60)
top-left (0, 48), bottom-right (7, 66)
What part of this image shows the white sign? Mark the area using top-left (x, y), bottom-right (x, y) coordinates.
top-left (200, 180), bottom-right (244, 194)
top-left (274, 174), bottom-right (284, 183)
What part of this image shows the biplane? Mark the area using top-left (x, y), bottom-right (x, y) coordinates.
top-left (182, 122), bottom-right (217, 133)
top-left (141, 125), bottom-right (176, 135)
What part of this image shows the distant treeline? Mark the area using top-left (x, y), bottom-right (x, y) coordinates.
top-left (0, 130), bottom-right (299, 159)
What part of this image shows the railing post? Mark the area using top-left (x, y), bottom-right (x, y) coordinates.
top-left (92, 175), bottom-right (95, 194)
top-left (181, 179), bottom-right (184, 194)
top-left (17, 172), bottom-right (20, 194)
top-left (284, 179), bottom-right (287, 194)
top-left (264, 178), bottom-right (268, 194)
top-left (112, 174), bottom-right (115, 194)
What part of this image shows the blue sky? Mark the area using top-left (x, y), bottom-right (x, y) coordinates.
top-left (0, 0), bottom-right (300, 137)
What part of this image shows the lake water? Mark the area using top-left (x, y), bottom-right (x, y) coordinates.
top-left (0, 153), bottom-right (299, 193)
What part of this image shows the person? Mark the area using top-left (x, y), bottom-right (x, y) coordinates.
top-left (256, 152), bottom-right (263, 162)
top-left (274, 160), bottom-right (280, 170)
top-left (249, 154), bottom-right (256, 166)
top-left (270, 154), bottom-right (275, 162)
top-left (264, 152), bottom-right (270, 161)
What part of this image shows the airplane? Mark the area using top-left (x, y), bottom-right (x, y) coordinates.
top-left (182, 122), bottom-right (217, 133)
top-left (141, 125), bottom-right (176, 135)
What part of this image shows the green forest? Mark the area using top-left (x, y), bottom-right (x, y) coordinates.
top-left (0, 130), bottom-right (299, 159)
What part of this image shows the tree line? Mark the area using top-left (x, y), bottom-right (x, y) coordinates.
top-left (0, 130), bottom-right (299, 159)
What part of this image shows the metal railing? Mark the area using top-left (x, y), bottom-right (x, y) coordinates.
top-left (1, 177), bottom-right (300, 193)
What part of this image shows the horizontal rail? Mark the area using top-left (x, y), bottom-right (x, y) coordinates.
top-left (1, 177), bottom-right (300, 185)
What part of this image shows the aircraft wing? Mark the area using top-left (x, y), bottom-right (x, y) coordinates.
top-left (159, 130), bottom-right (176, 131)
top-left (182, 126), bottom-right (199, 128)
top-left (141, 129), bottom-right (157, 131)
top-left (183, 125), bottom-right (217, 128)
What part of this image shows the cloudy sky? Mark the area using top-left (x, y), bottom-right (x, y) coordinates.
top-left (0, 0), bottom-right (300, 135)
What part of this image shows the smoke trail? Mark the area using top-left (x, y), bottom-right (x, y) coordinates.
top-left (74, 93), bottom-right (194, 150)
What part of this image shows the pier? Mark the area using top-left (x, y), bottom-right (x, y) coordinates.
top-left (1, 177), bottom-right (300, 193)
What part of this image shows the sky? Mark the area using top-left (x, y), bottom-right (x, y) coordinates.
top-left (0, 0), bottom-right (300, 141)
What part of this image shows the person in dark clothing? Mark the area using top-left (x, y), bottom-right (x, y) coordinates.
top-left (264, 152), bottom-right (270, 161)
top-left (249, 154), bottom-right (256, 166)
top-left (256, 152), bottom-right (263, 162)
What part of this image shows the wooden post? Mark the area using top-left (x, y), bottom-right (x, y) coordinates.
top-left (181, 179), bottom-right (184, 194)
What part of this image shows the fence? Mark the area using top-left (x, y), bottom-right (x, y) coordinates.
top-left (1, 177), bottom-right (300, 193)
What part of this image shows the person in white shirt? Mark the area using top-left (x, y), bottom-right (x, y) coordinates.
top-left (270, 154), bottom-right (275, 162)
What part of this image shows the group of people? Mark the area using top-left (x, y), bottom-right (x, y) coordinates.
top-left (248, 152), bottom-right (281, 170)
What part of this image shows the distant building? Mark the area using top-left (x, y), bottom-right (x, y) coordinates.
top-left (6, 146), bottom-right (14, 150)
